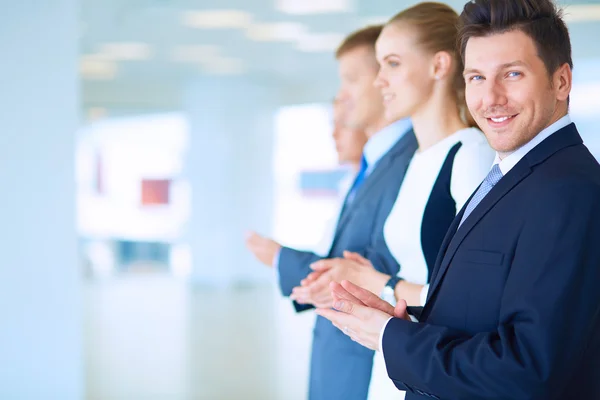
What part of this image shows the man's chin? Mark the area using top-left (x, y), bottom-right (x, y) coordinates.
top-left (385, 108), bottom-right (407, 123)
top-left (489, 142), bottom-right (521, 159)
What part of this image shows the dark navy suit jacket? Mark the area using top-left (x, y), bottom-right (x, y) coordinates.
top-left (278, 128), bottom-right (417, 400)
top-left (383, 123), bottom-right (600, 400)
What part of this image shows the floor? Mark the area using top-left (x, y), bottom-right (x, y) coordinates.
top-left (85, 275), bottom-right (316, 400)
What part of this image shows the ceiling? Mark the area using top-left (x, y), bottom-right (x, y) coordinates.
top-left (80, 0), bottom-right (600, 116)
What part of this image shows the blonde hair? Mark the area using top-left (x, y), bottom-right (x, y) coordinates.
top-left (388, 2), bottom-right (476, 127)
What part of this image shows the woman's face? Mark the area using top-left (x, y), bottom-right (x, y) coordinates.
top-left (374, 23), bottom-right (437, 121)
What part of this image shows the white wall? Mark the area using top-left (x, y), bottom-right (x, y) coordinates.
top-left (184, 77), bottom-right (276, 286)
top-left (0, 0), bottom-right (82, 398)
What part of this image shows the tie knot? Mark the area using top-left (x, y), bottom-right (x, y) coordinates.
top-left (486, 164), bottom-right (503, 186)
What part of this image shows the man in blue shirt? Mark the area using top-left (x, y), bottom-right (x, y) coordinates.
top-left (246, 25), bottom-right (417, 400)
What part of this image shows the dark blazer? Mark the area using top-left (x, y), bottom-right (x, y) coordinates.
top-left (278, 127), bottom-right (417, 400)
top-left (383, 123), bottom-right (600, 400)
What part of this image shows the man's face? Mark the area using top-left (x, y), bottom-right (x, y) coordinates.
top-left (332, 120), bottom-right (367, 165)
top-left (331, 100), bottom-right (367, 164)
top-left (463, 30), bottom-right (571, 158)
top-left (337, 46), bottom-right (385, 135)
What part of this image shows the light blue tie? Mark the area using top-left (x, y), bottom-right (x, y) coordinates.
top-left (459, 164), bottom-right (503, 227)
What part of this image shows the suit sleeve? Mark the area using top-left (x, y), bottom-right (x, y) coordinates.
top-left (382, 181), bottom-right (600, 400)
top-left (277, 246), bottom-right (322, 312)
top-left (360, 189), bottom-right (402, 277)
top-left (406, 306), bottom-right (424, 321)
top-left (362, 229), bottom-right (401, 276)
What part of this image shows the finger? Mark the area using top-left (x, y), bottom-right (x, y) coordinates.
top-left (313, 291), bottom-right (333, 307)
top-left (315, 301), bottom-right (333, 309)
top-left (315, 287), bottom-right (333, 300)
top-left (343, 251), bottom-right (370, 266)
top-left (315, 308), bottom-right (357, 327)
top-left (331, 283), bottom-right (363, 306)
top-left (394, 299), bottom-right (410, 320)
top-left (291, 286), bottom-right (310, 299)
top-left (293, 284), bottom-right (309, 294)
top-left (296, 274), bottom-right (331, 297)
top-left (244, 235), bottom-right (255, 248)
top-left (245, 231), bottom-right (262, 242)
top-left (292, 296), bottom-right (310, 305)
top-left (310, 259), bottom-right (336, 272)
top-left (308, 275), bottom-right (332, 295)
top-left (290, 290), bottom-right (313, 304)
top-left (294, 276), bottom-right (331, 304)
top-left (332, 281), bottom-right (370, 307)
top-left (330, 281), bottom-right (367, 306)
top-left (313, 296), bottom-right (333, 309)
top-left (315, 308), bottom-right (341, 324)
top-left (301, 271), bottom-right (323, 286)
top-left (245, 235), bottom-right (265, 251)
top-left (331, 297), bottom-right (373, 319)
top-left (341, 280), bottom-right (395, 314)
top-left (328, 320), bottom-right (370, 349)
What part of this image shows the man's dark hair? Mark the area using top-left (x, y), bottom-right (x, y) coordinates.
top-left (458, 0), bottom-right (573, 76)
top-left (335, 25), bottom-right (383, 59)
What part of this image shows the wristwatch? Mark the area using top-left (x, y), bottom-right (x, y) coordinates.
top-left (380, 275), bottom-right (403, 307)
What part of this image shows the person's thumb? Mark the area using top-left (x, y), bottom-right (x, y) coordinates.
top-left (394, 299), bottom-right (409, 320)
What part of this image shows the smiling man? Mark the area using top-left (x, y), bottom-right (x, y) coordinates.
top-left (317, 1), bottom-right (600, 399)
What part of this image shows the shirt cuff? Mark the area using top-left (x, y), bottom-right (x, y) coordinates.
top-left (420, 284), bottom-right (430, 306)
top-left (379, 316), bottom-right (394, 352)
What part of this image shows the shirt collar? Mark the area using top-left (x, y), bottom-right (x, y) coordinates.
top-left (363, 118), bottom-right (412, 170)
top-left (494, 114), bottom-right (572, 175)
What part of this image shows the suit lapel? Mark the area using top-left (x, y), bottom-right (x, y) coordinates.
top-left (426, 163), bottom-right (532, 303)
top-left (351, 153), bottom-right (393, 204)
top-left (331, 130), bottom-right (416, 249)
top-left (424, 123), bottom-right (583, 311)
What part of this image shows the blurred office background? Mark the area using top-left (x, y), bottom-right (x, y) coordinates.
top-left (1, 0), bottom-right (599, 399)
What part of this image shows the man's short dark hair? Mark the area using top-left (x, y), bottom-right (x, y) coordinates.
top-left (458, 0), bottom-right (573, 76)
top-left (335, 25), bottom-right (383, 59)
